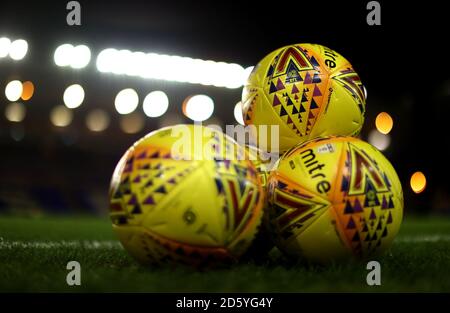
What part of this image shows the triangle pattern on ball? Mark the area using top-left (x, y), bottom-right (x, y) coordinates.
top-left (304, 72), bottom-right (312, 84)
top-left (269, 82), bottom-right (277, 94)
top-left (299, 104), bottom-right (306, 113)
top-left (286, 97), bottom-right (294, 106)
top-left (266, 64), bottom-right (274, 77)
top-left (347, 216), bottom-right (356, 229)
top-left (312, 73), bottom-right (321, 83)
top-left (301, 93), bottom-right (308, 103)
top-left (276, 78), bottom-right (285, 91)
top-left (313, 85), bottom-right (322, 97)
top-left (272, 94), bottom-right (281, 106)
top-left (310, 56), bottom-right (320, 68)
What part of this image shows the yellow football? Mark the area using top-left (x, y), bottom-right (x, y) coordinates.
top-left (242, 43), bottom-right (366, 153)
top-left (266, 136), bottom-right (403, 263)
top-left (109, 124), bottom-right (265, 267)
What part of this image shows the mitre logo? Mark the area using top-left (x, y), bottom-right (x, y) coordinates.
top-left (299, 148), bottom-right (331, 194)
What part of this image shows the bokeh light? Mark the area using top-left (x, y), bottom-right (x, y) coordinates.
top-left (112, 49), bottom-right (132, 75)
top-left (71, 45), bottom-right (91, 69)
top-left (63, 84), bottom-right (85, 109)
top-left (96, 48), bottom-right (246, 88)
top-left (5, 102), bottom-right (26, 122)
top-left (368, 129), bottom-right (390, 151)
top-left (375, 112), bottom-right (394, 134)
top-left (96, 48), bottom-right (117, 73)
top-left (120, 113), bottom-right (145, 134)
top-left (9, 39), bottom-right (28, 60)
top-left (410, 171), bottom-right (427, 194)
top-left (21, 81), bottom-right (35, 101)
top-left (86, 109), bottom-right (110, 132)
top-left (143, 91), bottom-right (169, 117)
top-left (50, 105), bottom-right (73, 127)
top-left (126, 51), bottom-right (146, 76)
top-left (0, 37), bottom-right (11, 58)
top-left (54, 44), bottom-right (91, 68)
top-left (5, 80), bottom-right (23, 102)
top-left (158, 113), bottom-right (184, 128)
top-left (115, 88), bottom-right (139, 114)
top-left (54, 44), bottom-right (74, 66)
top-left (183, 95), bottom-right (214, 122)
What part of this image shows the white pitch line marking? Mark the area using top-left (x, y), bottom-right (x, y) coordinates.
top-left (394, 235), bottom-right (450, 243)
top-left (0, 239), bottom-right (122, 250)
top-left (0, 235), bottom-right (450, 250)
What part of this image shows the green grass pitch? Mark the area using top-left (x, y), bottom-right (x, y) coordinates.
top-left (1, 215), bottom-right (450, 292)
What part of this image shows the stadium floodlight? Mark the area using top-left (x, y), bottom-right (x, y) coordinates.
top-left (54, 43), bottom-right (91, 68)
top-left (96, 48), bottom-right (247, 88)
top-left (143, 91), bottom-right (169, 118)
top-left (5, 80), bottom-right (23, 102)
top-left (71, 45), bottom-right (91, 69)
top-left (126, 51), bottom-right (146, 76)
top-left (54, 44), bottom-right (74, 66)
top-left (63, 84), bottom-right (85, 109)
top-left (183, 94), bottom-right (214, 122)
top-left (0, 37), bottom-right (11, 58)
top-left (96, 48), bottom-right (117, 72)
top-left (115, 88), bottom-right (139, 114)
top-left (112, 49), bottom-right (133, 75)
top-left (9, 39), bottom-right (28, 60)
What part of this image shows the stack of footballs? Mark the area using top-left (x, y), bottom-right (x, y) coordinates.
top-left (109, 43), bottom-right (403, 267)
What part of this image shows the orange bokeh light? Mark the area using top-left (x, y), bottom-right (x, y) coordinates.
top-left (375, 112), bottom-right (393, 134)
top-left (21, 81), bottom-right (34, 101)
top-left (410, 171), bottom-right (426, 194)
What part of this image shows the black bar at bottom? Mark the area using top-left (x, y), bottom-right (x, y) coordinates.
top-left (1, 293), bottom-right (449, 312)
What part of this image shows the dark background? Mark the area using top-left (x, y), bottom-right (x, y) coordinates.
top-left (0, 0), bottom-right (448, 215)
